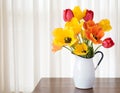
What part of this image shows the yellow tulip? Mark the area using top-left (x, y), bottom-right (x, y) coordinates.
top-left (65, 17), bottom-right (83, 35)
top-left (72, 6), bottom-right (86, 21)
top-left (98, 19), bottom-right (112, 32)
top-left (73, 43), bottom-right (88, 56)
top-left (52, 28), bottom-right (77, 46)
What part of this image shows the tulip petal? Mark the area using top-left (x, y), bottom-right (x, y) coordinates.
top-left (102, 37), bottom-right (114, 48)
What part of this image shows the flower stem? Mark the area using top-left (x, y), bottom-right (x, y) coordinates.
top-left (94, 45), bottom-right (102, 53)
top-left (78, 34), bottom-right (82, 43)
top-left (63, 46), bottom-right (72, 52)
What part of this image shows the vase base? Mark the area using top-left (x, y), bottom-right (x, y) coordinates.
top-left (75, 86), bottom-right (93, 90)
top-left (74, 81), bottom-right (94, 90)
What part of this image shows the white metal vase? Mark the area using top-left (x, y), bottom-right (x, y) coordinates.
top-left (73, 51), bottom-right (104, 89)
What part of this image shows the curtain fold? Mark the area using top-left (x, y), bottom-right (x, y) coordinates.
top-left (0, 0), bottom-right (119, 93)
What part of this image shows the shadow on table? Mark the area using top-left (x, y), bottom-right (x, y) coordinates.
top-left (74, 88), bottom-right (94, 93)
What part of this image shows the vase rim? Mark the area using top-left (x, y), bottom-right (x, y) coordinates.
top-left (75, 55), bottom-right (93, 59)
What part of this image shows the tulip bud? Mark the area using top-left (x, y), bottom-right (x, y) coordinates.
top-left (63, 9), bottom-right (74, 22)
top-left (83, 10), bottom-right (94, 21)
top-left (102, 37), bottom-right (114, 48)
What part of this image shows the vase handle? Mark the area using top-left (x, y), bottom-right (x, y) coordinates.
top-left (94, 51), bottom-right (104, 70)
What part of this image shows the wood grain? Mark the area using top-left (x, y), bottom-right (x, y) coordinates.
top-left (32, 78), bottom-right (120, 93)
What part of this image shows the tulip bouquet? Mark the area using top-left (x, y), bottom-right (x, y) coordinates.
top-left (52, 6), bottom-right (114, 58)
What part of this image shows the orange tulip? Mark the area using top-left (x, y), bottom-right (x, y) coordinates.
top-left (85, 25), bottom-right (104, 44)
top-left (83, 20), bottom-right (95, 29)
top-left (52, 43), bottom-right (62, 52)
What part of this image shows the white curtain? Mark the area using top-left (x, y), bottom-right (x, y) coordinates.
top-left (0, 0), bottom-right (119, 93)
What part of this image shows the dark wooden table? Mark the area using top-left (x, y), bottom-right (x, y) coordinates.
top-left (32, 78), bottom-right (120, 93)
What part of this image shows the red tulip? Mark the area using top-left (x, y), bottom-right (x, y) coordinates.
top-left (63, 9), bottom-right (74, 22)
top-left (102, 37), bottom-right (115, 48)
top-left (83, 10), bottom-right (94, 21)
